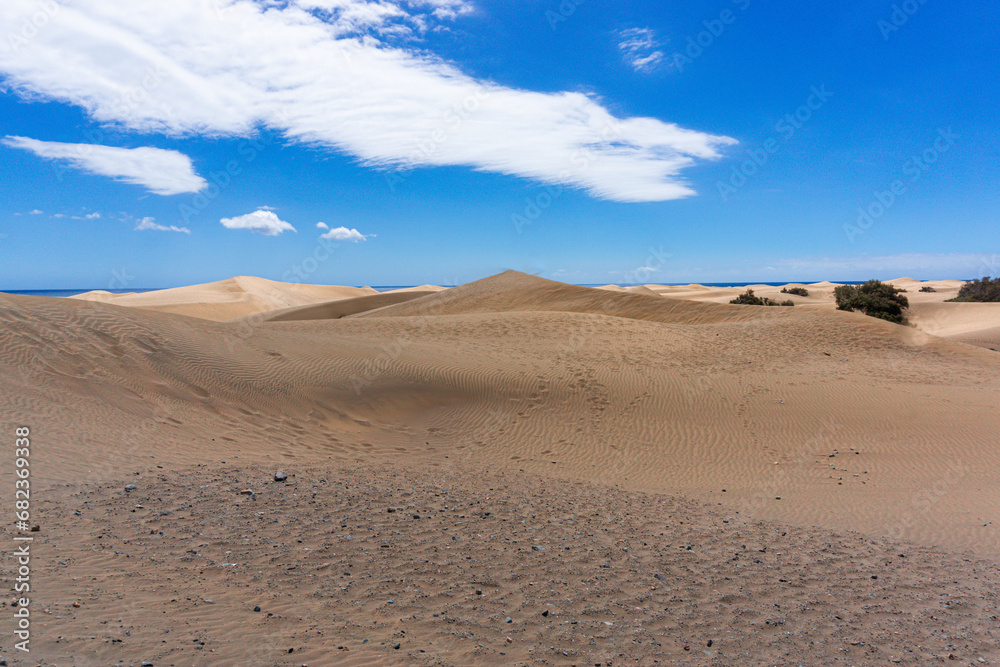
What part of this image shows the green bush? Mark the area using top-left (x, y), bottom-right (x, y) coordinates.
top-left (947, 277), bottom-right (1000, 302)
top-left (781, 286), bottom-right (810, 297)
top-left (730, 289), bottom-right (794, 307)
top-left (919, 285), bottom-right (936, 293)
top-left (834, 280), bottom-right (909, 324)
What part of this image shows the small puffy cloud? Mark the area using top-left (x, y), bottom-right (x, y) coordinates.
top-left (320, 225), bottom-right (369, 242)
top-left (28, 209), bottom-right (43, 215)
top-left (85, 212), bottom-right (101, 219)
top-left (618, 28), bottom-right (665, 72)
top-left (2, 136), bottom-right (207, 195)
top-left (220, 209), bottom-right (296, 236)
top-left (316, 221), bottom-right (329, 229)
top-left (135, 216), bottom-right (191, 233)
top-left (53, 213), bottom-right (65, 218)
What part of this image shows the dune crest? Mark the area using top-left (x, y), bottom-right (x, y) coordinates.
top-left (69, 275), bottom-right (379, 321)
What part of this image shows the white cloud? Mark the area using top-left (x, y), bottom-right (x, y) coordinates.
top-left (2, 136), bottom-right (207, 195)
top-left (135, 216), bottom-right (191, 233)
top-left (220, 209), bottom-right (296, 236)
top-left (320, 225), bottom-right (369, 242)
top-left (85, 211), bottom-right (101, 219)
top-left (28, 209), bottom-right (43, 215)
top-left (294, 0), bottom-right (473, 36)
top-left (316, 221), bottom-right (329, 229)
top-left (618, 27), bottom-right (665, 73)
top-left (0, 0), bottom-right (733, 203)
top-left (52, 213), bottom-right (65, 218)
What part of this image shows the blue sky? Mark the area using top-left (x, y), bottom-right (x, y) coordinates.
top-left (1, 0), bottom-right (997, 289)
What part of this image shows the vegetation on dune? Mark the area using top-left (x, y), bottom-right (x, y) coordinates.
top-left (730, 289), bottom-right (794, 307)
top-left (834, 280), bottom-right (909, 324)
top-left (781, 286), bottom-right (810, 297)
top-left (946, 277), bottom-right (1000, 302)
top-left (919, 285), bottom-right (936, 293)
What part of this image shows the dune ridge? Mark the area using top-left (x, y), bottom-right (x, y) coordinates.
top-left (71, 275), bottom-right (379, 321)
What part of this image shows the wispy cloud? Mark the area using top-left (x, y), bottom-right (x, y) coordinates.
top-left (2, 136), bottom-right (207, 195)
top-left (0, 0), bottom-right (733, 202)
top-left (761, 253), bottom-right (995, 280)
top-left (293, 0), bottom-right (472, 37)
top-left (320, 225), bottom-right (370, 242)
top-left (135, 216), bottom-right (191, 234)
top-left (618, 27), bottom-right (665, 73)
top-left (220, 209), bottom-right (296, 236)
top-left (28, 209), bottom-right (43, 215)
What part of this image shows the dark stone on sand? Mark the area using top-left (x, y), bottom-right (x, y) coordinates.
top-left (125, 484), bottom-right (137, 491)
top-left (254, 605), bottom-right (261, 612)
top-left (274, 471), bottom-right (288, 482)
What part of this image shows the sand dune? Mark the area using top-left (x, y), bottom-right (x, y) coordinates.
top-left (354, 271), bottom-right (803, 326)
top-left (66, 274), bottom-right (997, 350)
top-left (3, 271), bottom-right (1000, 664)
top-left (259, 290), bottom-right (440, 322)
top-left (641, 277), bottom-right (1000, 349)
top-left (71, 275), bottom-right (379, 321)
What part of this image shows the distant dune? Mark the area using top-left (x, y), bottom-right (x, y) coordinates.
top-left (66, 273), bottom-right (998, 349)
top-left (71, 275), bottom-right (380, 321)
top-left (258, 290), bottom-right (440, 322)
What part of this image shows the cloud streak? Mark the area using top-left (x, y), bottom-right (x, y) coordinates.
top-left (618, 28), bottom-right (665, 73)
top-left (0, 0), bottom-right (733, 202)
top-left (135, 216), bottom-right (191, 233)
top-left (2, 135), bottom-right (207, 195)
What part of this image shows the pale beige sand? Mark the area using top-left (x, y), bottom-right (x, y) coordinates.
top-left (24, 464), bottom-right (1000, 665)
top-left (2, 271), bottom-right (999, 664)
top-left (259, 290), bottom-right (439, 322)
top-left (71, 275), bottom-right (379, 321)
top-left (383, 284), bottom-right (449, 294)
top-left (643, 278), bottom-right (1000, 350)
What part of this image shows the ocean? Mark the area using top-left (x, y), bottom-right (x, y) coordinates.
top-left (3, 281), bottom-right (880, 298)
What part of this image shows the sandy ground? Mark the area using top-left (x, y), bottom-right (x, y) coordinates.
top-left (2, 270), bottom-right (999, 665)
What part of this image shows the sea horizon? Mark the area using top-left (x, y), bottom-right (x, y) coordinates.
top-left (1, 277), bottom-right (975, 299)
